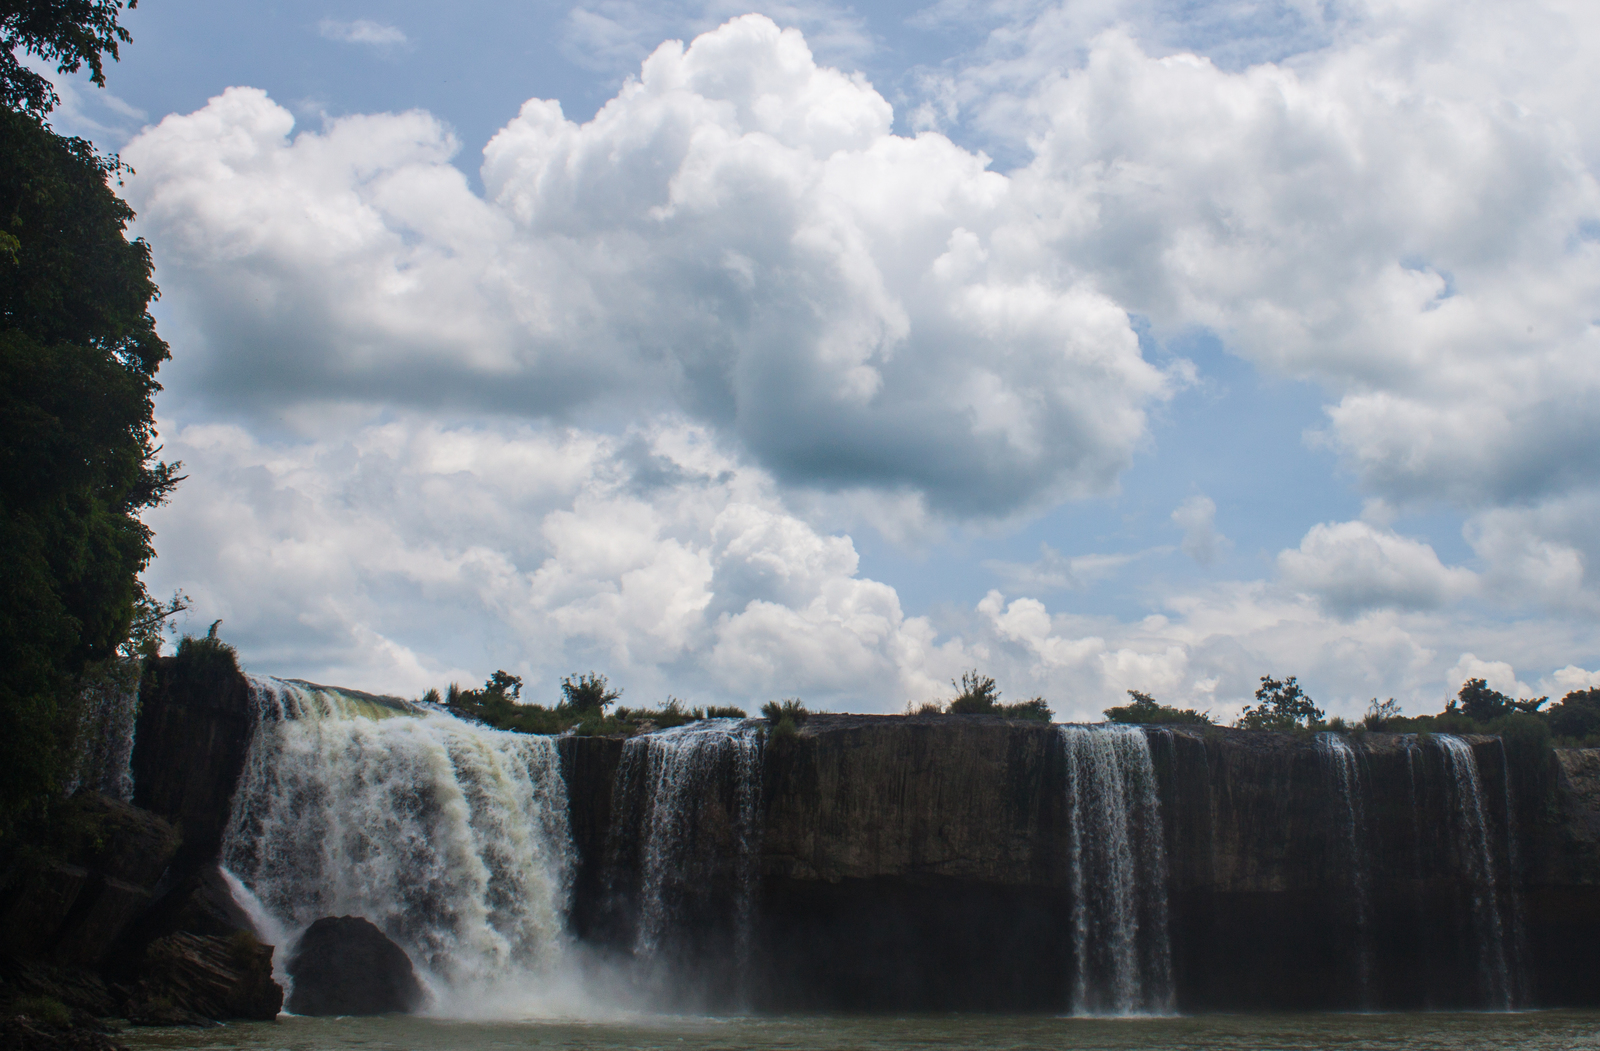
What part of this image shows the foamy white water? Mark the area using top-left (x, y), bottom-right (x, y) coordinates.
top-left (221, 678), bottom-right (580, 1017)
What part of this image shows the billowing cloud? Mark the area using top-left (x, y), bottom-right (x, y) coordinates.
top-left (123, 16), bottom-right (1175, 520)
top-left (141, 414), bottom-right (957, 707)
top-left (1278, 520), bottom-right (1477, 617)
top-left (138, 411), bottom-right (1599, 721)
top-left (123, 7), bottom-right (1600, 715)
top-left (944, 9), bottom-right (1600, 513)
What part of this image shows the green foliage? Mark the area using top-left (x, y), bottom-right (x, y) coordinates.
top-left (485, 669), bottom-right (523, 700)
top-left (442, 670), bottom-right (737, 737)
top-left (13, 994), bottom-right (72, 1028)
top-left (1547, 688), bottom-right (1600, 744)
top-left (172, 621), bottom-right (240, 681)
top-left (761, 698), bottom-right (808, 725)
top-left (561, 671), bottom-right (620, 713)
top-left (1362, 697), bottom-right (1403, 730)
top-left (947, 670), bottom-right (1000, 713)
top-left (1450, 678), bottom-right (1547, 722)
top-left (1104, 689), bottom-right (1213, 726)
top-left (2, 0), bottom-right (136, 117)
top-left (762, 698), bottom-right (808, 739)
top-left (1236, 675), bottom-right (1323, 731)
top-left (997, 697), bottom-right (1054, 721)
top-left (1, 103), bottom-right (176, 838)
top-left (940, 670), bottom-right (1053, 721)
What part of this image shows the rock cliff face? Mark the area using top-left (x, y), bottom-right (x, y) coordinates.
top-left (0, 656), bottom-right (281, 1029)
top-left (65, 661), bottom-right (1600, 1016)
top-left (564, 715), bottom-right (1600, 1012)
top-left (130, 655), bottom-right (256, 877)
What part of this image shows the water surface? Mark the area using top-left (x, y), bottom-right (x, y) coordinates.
top-left (121, 1011), bottom-right (1600, 1051)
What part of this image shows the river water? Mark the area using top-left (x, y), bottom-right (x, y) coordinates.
top-left (121, 1011), bottom-right (1600, 1051)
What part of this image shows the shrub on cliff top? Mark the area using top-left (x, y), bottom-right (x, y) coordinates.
top-left (1105, 690), bottom-right (1212, 726)
top-left (942, 670), bottom-right (1053, 721)
top-left (173, 621), bottom-right (240, 682)
top-left (762, 698), bottom-right (808, 738)
top-left (762, 698), bottom-right (808, 725)
top-left (1236, 675), bottom-right (1323, 731)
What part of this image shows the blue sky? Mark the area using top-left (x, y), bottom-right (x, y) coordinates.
top-left (42, 0), bottom-right (1600, 718)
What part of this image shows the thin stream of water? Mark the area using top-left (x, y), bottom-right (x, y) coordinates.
top-left (1437, 734), bottom-right (1514, 1010)
top-left (1059, 724), bottom-right (1173, 1016)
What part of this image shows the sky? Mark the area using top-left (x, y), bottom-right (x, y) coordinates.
top-left (36, 0), bottom-right (1600, 720)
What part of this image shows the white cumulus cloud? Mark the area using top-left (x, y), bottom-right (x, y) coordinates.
top-left (122, 15), bottom-right (1177, 521)
top-left (1278, 520), bottom-right (1477, 617)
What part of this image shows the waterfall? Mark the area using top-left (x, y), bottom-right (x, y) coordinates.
top-left (607, 719), bottom-right (763, 999)
top-left (62, 659), bottom-right (142, 801)
top-left (1436, 734), bottom-right (1513, 1009)
top-left (1060, 724), bottom-right (1173, 1016)
top-left (221, 677), bottom-right (575, 1014)
top-left (1316, 733), bottom-right (1372, 1004)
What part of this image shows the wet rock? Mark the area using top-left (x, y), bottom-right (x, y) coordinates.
top-left (125, 931), bottom-right (281, 1024)
top-left (285, 916), bottom-right (424, 1016)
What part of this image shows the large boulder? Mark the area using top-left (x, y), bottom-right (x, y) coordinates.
top-left (285, 916), bottom-right (424, 1016)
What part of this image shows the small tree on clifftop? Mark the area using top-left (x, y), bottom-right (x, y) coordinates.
top-left (1237, 675), bottom-right (1323, 731)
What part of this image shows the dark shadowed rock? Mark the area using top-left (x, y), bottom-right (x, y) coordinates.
top-left (285, 917), bottom-right (424, 1016)
top-left (0, 793), bottom-right (180, 967)
top-left (0, 1013), bottom-right (129, 1051)
top-left (131, 655), bottom-right (255, 878)
top-left (125, 930), bottom-right (281, 1024)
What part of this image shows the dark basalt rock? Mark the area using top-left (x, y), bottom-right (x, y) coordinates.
top-left (560, 715), bottom-right (1600, 1012)
top-left (125, 930), bottom-right (281, 1025)
top-left (131, 655), bottom-right (256, 878)
top-left (0, 1013), bottom-right (129, 1051)
top-left (0, 793), bottom-right (180, 967)
top-left (285, 917), bottom-right (424, 1016)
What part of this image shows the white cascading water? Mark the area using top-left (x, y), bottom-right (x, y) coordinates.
top-left (1316, 732), bottom-right (1373, 1004)
top-left (1436, 734), bottom-right (1513, 1010)
top-left (614, 719), bottom-right (763, 979)
top-left (220, 677), bottom-right (577, 1016)
top-left (1060, 724), bottom-right (1174, 1016)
